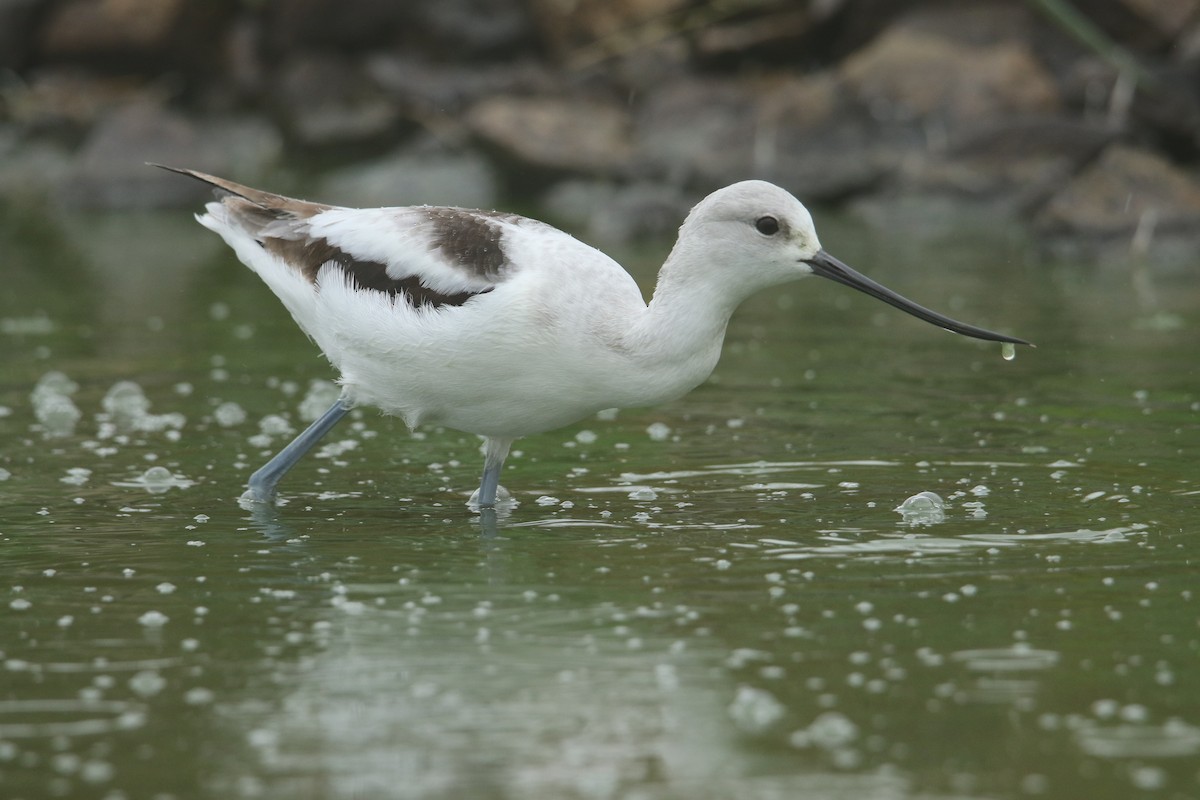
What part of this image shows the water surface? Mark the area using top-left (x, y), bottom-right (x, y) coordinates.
top-left (1, 202), bottom-right (1198, 799)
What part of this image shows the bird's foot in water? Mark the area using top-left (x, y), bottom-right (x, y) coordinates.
top-left (467, 484), bottom-right (517, 512)
top-left (238, 486), bottom-right (286, 510)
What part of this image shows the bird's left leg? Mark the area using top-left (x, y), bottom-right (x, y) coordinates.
top-left (470, 436), bottom-right (513, 509)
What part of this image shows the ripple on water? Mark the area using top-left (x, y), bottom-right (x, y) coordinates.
top-left (1076, 721), bottom-right (1200, 759)
top-left (950, 646), bottom-right (1060, 672)
top-left (7, 655), bottom-right (184, 674)
top-left (0, 699), bottom-right (146, 738)
top-left (761, 524), bottom-right (1148, 561)
top-left (620, 459), bottom-right (897, 483)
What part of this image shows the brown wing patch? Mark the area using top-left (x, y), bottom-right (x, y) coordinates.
top-left (427, 208), bottom-right (518, 279)
top-left (264, 236), bottom-right (489, 308)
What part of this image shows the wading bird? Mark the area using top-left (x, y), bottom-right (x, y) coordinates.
top-left (161, 166), bottom-right (1029, 509)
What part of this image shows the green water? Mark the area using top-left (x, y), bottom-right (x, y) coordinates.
top-left (1, 201), bottom-right (1198, 800)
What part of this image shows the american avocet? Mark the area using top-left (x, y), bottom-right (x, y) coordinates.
top-left (160, 166), bottom-right (1030, 509)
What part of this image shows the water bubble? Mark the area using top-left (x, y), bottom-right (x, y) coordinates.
top-left (60, 467), bottom-right (92, 486)
top-left (128, 671), bottom-right (167, 697)
top-left (184, 687), bottom-right (215, 705)
top-left (258, 414), bottom-right (294, 436)
top-left (114, 466), bottom-right (193, 493)
top-left (1002, 342), bottom-right (1016, 361)
top-left (32, 372), bottom-right (82, 436)
top-left (298, 379), bottom-right (341, 422)
top-left (101, 381), bottom-right (185, 432)
top-left (142, 466), bottom-right (177, 491)
top-left (728, 686), bottom-right (785, 733)
top-left (137, 611), bottom-right (169, 627)
top-left (32, 370), bottom-right (79, 401)
top-left (646, 422), bottom-right (672, 441)
top-left (806, 711), bottom-right (860, 749)
top-left (213, 401), bottom-right (248, 427)
top-left (103, 380), bottom-right (151, 420)
top-left (895, 491), bottom-right (945, 525)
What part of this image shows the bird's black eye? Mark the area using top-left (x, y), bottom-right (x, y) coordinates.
top-left (755, 216), bottom-right (780, 236)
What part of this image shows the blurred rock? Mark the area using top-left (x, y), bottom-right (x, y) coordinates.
top-left (751, 74), bottom-right (903, 201)
top-left (4, 69), bottom-right (157, 135)
top-left (62, 101), bottom-right (282, 209)
top-left (1035, 144), bottom-right (1200, 236)
top-left (274, 55), bottom-right (401, 151)
top-left (1124, 0), bottom-right (1200, 37)
top-left (2, 0), bottom-right (1198, 254)
top-left (633, 77), bottom-right (757, 187)
top-left (412, 0), bottom-right (537, 59)
top-left (840, 20), bottom-right (1060, 128)
top-left (318, 142), bottom-right (498, 209)
top-left (259, 0), bottom-right (533, 60)
top-left (0, 0), bottom-right (44, 70)
top-left (633, 73), bottom-right (891, 200)
top-left (258, 0), bottom-right (408, 53)
top-left (1068, 0), bottom-right (1194, 52)
top-left (366, 55), bottom-right (554, 120)
top-left (903, 117), bottom-right (1115, 210)
top-left (37, 0), bottom-right (232, 71)
top-left (0, 125), bottom-right (74, 203)
top-left (41, 0), bottom-right (184, 53)
top-left (467, 94), bottom-right (633, 178)
top-left (542, 179), bottom-right (691, 245)
top-left (529, 0), bottom-right (688, 59)
top-left (692, 3), bottom-right (826, 65)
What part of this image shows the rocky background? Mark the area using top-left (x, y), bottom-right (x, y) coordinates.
top-left (3, 0), bottom-right (1200, 253)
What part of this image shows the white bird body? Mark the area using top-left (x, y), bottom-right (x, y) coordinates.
top-left (164, 166), bottom-right (1028, 509)
top-left (195, 182), bottom-right (800, 438)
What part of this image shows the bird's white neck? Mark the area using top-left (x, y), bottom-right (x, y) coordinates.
top-left (616, 246), bottom-right (745, 404)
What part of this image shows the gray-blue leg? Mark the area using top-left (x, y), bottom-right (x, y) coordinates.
top-left (246, 397), bottom-right (350, 502)
top-left (472, 437), bottom-right (513, 509)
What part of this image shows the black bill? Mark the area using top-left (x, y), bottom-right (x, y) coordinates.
top-left (805, 250), bottom-right (1032, 346)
